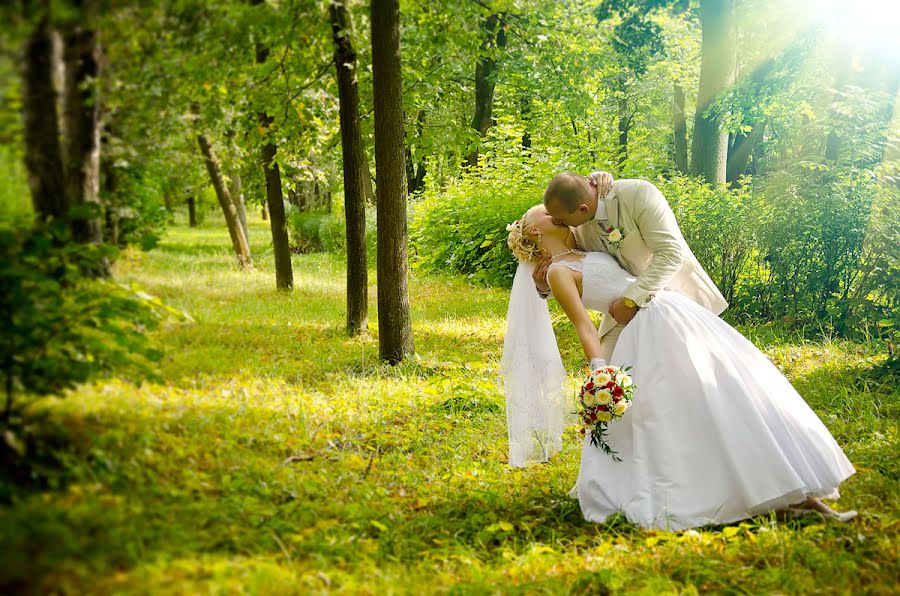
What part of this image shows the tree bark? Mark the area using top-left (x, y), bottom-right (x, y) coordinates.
top-left (63, 23), bottom-right (104, 247)
top-left (261, 202), bottom-right (269, 221)
top-left (466, 13), bottom-right (507, 168)
top-left (22, 17), bottom-right (68, 222)
top-left (372, 0), bottom-right (414, 363)
top-left (197, 133), bottom-right (252, 269)
top-left (228, 172), bottom-right (250, 243)
top-left (331, 0), bottom-right (369, 335)
top-left (188, 195), bottom-right (197, 227)
top-left (726, 120), bottom-right (766, 185)
top-left (253, 2), bottom-right (293, 291)
top-left (673, 83), bottom-right (688, 173)
top-left (690, 0), bottom-right (735, 185)
top-left (617, 103), bottom-right (633, 168)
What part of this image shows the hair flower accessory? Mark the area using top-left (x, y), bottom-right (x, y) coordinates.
top-left (506, 219), bottom-right (520, 232)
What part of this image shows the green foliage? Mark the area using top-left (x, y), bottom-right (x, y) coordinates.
top-left (411, 141), bottom-right (557, 286)
top-left (656, 174), bottom-right (756, 304)
top-left (0, 222), bottom-right (171, 423)
top-left (287, 209), bottom-right (328, 253)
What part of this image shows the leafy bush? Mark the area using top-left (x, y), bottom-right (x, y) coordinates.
top-left (310, 197), bottom-right (377, 261)
top-left (411, 152), bottom-right (556, 286)
top-left (287, 209), bottom-right (328, 253)
top-left (0, 221), bottom-right (174, 428)
top-left (655, 175), bottom-right (757, 305)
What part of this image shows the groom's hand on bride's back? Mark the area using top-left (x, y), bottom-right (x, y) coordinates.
top-left (533, 256), bottom-right (552, 294)
top-left (589, 171), bottom-right (614, 199)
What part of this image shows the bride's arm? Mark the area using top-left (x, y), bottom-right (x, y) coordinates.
top-left (548, 267), bottom-right (603, 363)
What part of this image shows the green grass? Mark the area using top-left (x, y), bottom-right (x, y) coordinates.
top-left (2, 212), bottom-right (898, 594)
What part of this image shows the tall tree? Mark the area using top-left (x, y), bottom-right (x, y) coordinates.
top-left (330, 0), bottom-right (368, 336)
top-left (690, 0), bottom-right (735, 184)
top-left (228, 172), bottom-right (250, 244)
top-left (62, 20), bottom-right (103, 246)
top-left (371, 0), bottom-right (414, 363)
top-left (22, 15), bottom-right (67, 222)
top-left (466, 12), bottom-right (506, 168)
top-left (253, 0), bottom-right (293, 291)
top-left (673, 83), bottom-right (689, 173)
top-left (197, 133), bottom-right (252, 269)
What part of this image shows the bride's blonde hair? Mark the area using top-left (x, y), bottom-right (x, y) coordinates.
top-left (506, 205), bottom-right (543, 262)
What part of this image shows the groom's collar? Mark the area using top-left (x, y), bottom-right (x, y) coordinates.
top-left (593, 188), bottom-right (616, 222)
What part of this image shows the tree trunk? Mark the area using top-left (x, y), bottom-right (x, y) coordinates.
top-left (690, 0), bottom-right (735, 185)
top-left (520, 93), bottom-right (532, 150)
top-left (331, 0), bottom-right (369, 336)
top-left (261, 202), bottom-right (269, 221)
top-left (228, 172), bottom-right (250, 243)
top-left (673, 83), bottom-right (688, 173)
top-left (22, 17), bottom-right (68, 222)
top-left (253, 3), bottom-right (293, 291)
top-left (188, 195), bottom-right (197, 227)
top-left (63, 24), bottom-right (104, 248)
top-left (617, 102), bottom-right (632, 168)
top-left (197, 133), bottom-right (252, 269)
top-left (466, 13), bottom-right (507, 168)
top-left (726, 120), bottom-right (766, 185)
top-left (371, 0), bottom-right (414, 363)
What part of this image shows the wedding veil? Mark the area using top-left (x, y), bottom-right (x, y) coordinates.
top-left (501, 261), bottom-right (569, 467)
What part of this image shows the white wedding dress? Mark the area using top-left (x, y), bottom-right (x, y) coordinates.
top-left (554, 252), bottom-right (855, 530)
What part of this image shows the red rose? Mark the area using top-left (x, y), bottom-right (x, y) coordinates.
top-left (589, 412), bottom-right (597, 421)
top-left (599, 405), bottom-right (609, 412)
top-left (605, 367), bottom-right (615, 374)
top-left (613, 397), bottom-right (620, 403)
top-left (606, 381), bottom-right (615, 389)
top-left (585, 382), bottom-right (594, 391)
top-left (579, 428), bottom-right (586, 435)
top-left (607, 227), bottom-right (614, 233)
top-left (613, 386), bottom-right (624, 397)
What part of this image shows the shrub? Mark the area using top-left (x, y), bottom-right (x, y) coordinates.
top-left (287, 208), bottom-right (328, 253)
top-left (410, 154), bottom-right (555, 286)
top-left (0, 221), bottom-right (174, 429)
top-left (654, 175), bottom-right (757, 306)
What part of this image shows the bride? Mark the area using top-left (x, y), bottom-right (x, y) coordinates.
top-left (502, 204), bottom-right (857, 530)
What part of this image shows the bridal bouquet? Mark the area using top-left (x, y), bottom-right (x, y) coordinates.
top-left (576, 365), bottom-right (635, 461)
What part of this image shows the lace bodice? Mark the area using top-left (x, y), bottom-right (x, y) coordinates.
top-left (548, 252), bottom-right (636, 312)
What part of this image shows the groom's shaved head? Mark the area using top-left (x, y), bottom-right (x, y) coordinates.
top-left (544, 172), bottom-right (589, 213)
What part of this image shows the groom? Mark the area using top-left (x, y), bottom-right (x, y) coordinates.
top-left (534, 171), bottom-right (728, 361)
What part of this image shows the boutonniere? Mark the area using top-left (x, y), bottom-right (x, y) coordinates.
top-left (606, 226), bottom-right (625, 246)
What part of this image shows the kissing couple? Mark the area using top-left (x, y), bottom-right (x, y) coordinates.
top-left (501, 171), bottom-right (857, 530)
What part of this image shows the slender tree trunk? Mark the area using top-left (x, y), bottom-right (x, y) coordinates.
top-left (261, 202), bottom-right (269, 221)
top-left (253, 3), bottom-right (293, 291)
top-left (188, 195), bottom-right (197, 227)
top-left (617, 103), bottom-right (632, 168)
top-left (228, 173), bottom-right (250, 243)
top-left (520, 93), bottom-right (532, 150)
top-left (466, 13), bottom-right (507, 168)
top-left (197, 133), bottom-right (252, 269)
top-left (331, 0), bottom-right (369, 335)
top-left (690, 0), bottom-right (735, 184)
top-left (22, 17), bottom-right (68, 221)
top-left (63, 23), bottom-right (104, 248)
top-left (673, 83), bottom-right (688, 173)
top-left (726, 120), bottom-right (766, 185)
top-left (372, 0), bottom-right (414, 363)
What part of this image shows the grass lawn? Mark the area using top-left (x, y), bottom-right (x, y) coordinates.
top-left (2, 213), bottom-right (898, 594)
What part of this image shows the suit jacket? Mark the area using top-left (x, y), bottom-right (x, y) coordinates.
top-left (574, 178), bottom-right (728, 341)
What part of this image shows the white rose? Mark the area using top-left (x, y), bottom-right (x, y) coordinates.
top-left (595, 389), bottom-right (612, 405)
top-left (608, 229), bottom-right (623, 243)
top-left (615, 373), bottom-right (632, 387)
top-left (593, 373), bottom-right (612, 386)
top-left (613, 401), bottom-right (628, 416)
top-left (596, 411), bottom-right (612, 422)
top-left (582, 392), bottom-right (596, 407)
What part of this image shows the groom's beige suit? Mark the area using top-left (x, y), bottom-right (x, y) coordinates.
top-left (574, 177), bottom-right (728, 361)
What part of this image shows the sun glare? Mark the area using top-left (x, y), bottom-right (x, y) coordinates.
top-left (818, 0), bottom-right (900, 59)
